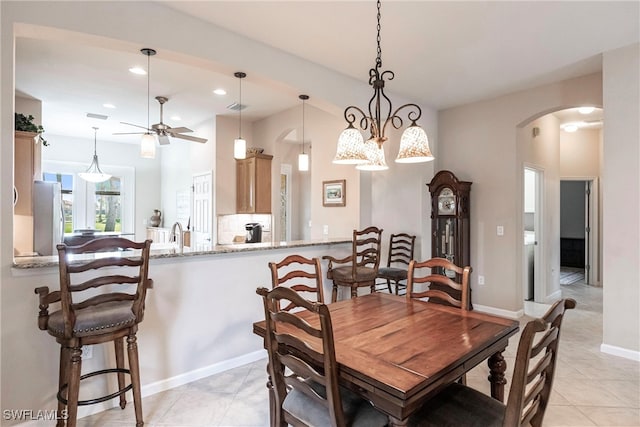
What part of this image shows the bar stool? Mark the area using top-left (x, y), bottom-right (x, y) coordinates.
top-left (35, 237), bottom-right (152, 427)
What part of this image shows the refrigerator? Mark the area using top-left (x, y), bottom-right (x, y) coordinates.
top-left (33, 180), bottom-right (64, 256)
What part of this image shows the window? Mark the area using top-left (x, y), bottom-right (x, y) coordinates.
top-left (94, 178), bottom-right (121, 232)
top-left (42, 161), bottom-right (134, 235)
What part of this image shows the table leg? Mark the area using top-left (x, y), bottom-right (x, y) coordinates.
top-left (388, 415), bottom-right (408, 426)
top-left (487, 350), bottom-right (507, 402)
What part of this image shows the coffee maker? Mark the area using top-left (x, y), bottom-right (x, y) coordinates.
top-left (245, 223), bottom-right (262, 243)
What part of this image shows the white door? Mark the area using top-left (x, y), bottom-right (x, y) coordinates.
top-left (192, 171), bottom-right (213, 249)
top-left (523, 167), bottom-right (544, 303)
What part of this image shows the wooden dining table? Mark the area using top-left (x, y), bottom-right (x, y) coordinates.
top-left (253, 292), bottom-right (519, 426)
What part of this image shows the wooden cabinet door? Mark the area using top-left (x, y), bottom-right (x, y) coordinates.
top-left (14, 131), bottom-right (41, 215)
top-left (236, 154), bottom-right (272, 213)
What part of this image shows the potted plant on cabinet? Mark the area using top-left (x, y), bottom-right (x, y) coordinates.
top-left (15, 113), bottom-right (47, 146)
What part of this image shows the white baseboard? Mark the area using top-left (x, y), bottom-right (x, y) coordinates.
top-left (545, 289), bottom-right (562, 303)
top-left (600, 344), bottom-right (640, 362)
top-left (473, 304), bottom-right (523, 319)
top-left (17, 349), bottom-right (267, 426)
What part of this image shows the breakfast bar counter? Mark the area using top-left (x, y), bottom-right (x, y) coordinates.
top-left (12, 238), bottom-right (351, 269)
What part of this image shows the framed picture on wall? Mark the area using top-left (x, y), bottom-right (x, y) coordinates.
top-left (323, 180), bottom-right (346, 207)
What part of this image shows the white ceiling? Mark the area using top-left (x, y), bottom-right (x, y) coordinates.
top-left (14, 1), bottom-right (638, 143)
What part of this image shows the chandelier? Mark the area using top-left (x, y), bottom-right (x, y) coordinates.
top-left (334, 0), bottom-right (434, 170)
top-left (78, 127), bottom-right (111, 183)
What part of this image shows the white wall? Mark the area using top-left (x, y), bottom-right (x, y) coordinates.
top-left (560, 128), bottom-right (601, 177)
top-left (439, 72), bottom-right (602, 311)
top-left (602, 43), bottom-right (640, 356)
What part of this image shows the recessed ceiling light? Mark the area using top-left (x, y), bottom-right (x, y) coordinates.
top-left (213, 88), bottom-right (227, 96)
top-left (171, 116), bottom-right (181, 121)
top-left (563, 124), bottom-right (578, 132)
top-left (103, 103), bottom-right (116, 109)
top-left (578, 106), bottom-right (595, 115)
top-left (129, 67), bottom-right (147, 75)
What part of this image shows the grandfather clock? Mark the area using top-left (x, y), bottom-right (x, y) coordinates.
top-left (428, 170), bottom-right (472, 308)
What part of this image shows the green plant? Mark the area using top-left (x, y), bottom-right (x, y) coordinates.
top-left (15, 113), bottom-right (48, 146)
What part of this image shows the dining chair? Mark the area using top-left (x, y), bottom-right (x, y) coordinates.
top-left (269, 254), bottom-right (324, 310)
top-left (408, 298), bottom-right (576, 427)
top-left (323, 226), bottom-right (383, 303)
top-left (375, 233), bottom-right (416, 295)
top-left (406, 257), bottom-right (472, 310)
top-left (256, 286), bottom-right (388, 427)
top-left (34, 237), bottom-right (152, 427)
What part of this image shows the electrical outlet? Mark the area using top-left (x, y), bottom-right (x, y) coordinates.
top-left (83, 345), bottom-right (93, 359)
top-left (478, 275), bottom-right (485, 285)
top-left (323, 225), bottom-right (329, 235)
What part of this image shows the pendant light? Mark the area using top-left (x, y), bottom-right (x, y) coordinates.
top-left (79, 127), bottom-right (111, 183)
top-left (234, 72), bottom-right (247, 159)
top-left (335, 0), bottom-right (434, 168)
top-left (298, 94), bottom-right (309, 171)
top-left (140, 48), bottom-right (157, 159)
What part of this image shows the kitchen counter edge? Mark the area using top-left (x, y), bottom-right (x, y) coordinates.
top-left (13, 238), bottom-right (351, 269)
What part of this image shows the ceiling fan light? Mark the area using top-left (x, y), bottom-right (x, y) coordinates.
top-left (396, 125), bottom-right (434, 163)
top-left (234, 138), bottom-right (246, 159)
top-left (298, 153), bottom-right (309, 171)
top-left (356, 139), bottom-right (389, 171)
top-left (334, 127), bottom-right (368, 164)
top-left (141, 133), bottom-right (156, 158)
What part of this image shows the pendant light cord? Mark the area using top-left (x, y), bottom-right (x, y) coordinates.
top-left (302, 97), bottom-right (305, 154)
top-left (238, 76), bottom-right (242, 139)
top-left (147, 52), bottom-right (150, 132)
top-left (93, 127), bottom-right (98, 155)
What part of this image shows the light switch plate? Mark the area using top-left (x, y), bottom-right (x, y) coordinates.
top-left (497, 226), bottom-right (504, 236)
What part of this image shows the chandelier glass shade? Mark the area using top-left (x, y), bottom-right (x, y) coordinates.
top-left (234, 72), bottom-right (247, 160)
top-left (334, 0), bottom-right (434, 169)
top-left (79, 127), bottom-right (111, 183)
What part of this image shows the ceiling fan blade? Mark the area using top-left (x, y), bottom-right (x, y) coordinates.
top-left (167, 126), bottom-right (193, 134)
top-left (170, 133), bottom-right (208, 143)
top-left (158, 135), bottom-right (171, 145)
top-left (113, 131), bottom-right (146, 135)
top-left (120, 121), bottom-right (151, 131)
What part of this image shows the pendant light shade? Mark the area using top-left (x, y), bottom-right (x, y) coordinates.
top-left (79, 127), bottom-right (111, 183)
top-left (140, 133), bottom-right (156, 159)
top-left (356, 139), bottom-right (389, 171)
top-left (234, 72), bottom-right (247, 159)
top-left (298, 94), bottom-right (310, 172)
top-left (396, 124), bottom-right (434, 163)
top-left (334, 125), bottom-right (368, 164)
top-left (140, 48), bottom-right (157, 159)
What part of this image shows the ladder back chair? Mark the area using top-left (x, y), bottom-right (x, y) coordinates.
top-left (269, 254), bottom-right (324, 310)
top-left (256, 286), bottom-right (388, 427)
top-left (406, 257), bottom-right (472, 310)
top-left (376, 233), bottom-right (416, 294)
top-left (323, 226), bottom-right (383, 303)
top-left (408, 298), bottom-right (576, 427)
top-left (35, 237), bottom-right (152, 427)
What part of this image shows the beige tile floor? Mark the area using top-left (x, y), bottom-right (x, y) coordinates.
top-left (80, 282), bottom-right (639, 426)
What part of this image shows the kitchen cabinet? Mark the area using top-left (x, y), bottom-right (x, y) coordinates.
top-left (14, 131), bottom-right (42, 215)
top-left (146, 227), bottom-right (171, 243)
top-left (236, 153), bottom-right (272, 214)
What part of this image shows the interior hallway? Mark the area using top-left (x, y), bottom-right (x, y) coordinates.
top-left (79, 282), bottom-right (639, 427)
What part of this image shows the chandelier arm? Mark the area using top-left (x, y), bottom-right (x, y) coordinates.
top-left (383, 103), bottom-right (423, 136)
top-left (343, 105), bottom-right (370, 131)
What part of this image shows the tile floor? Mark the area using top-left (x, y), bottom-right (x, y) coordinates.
top-left (80, 282), bottom-right (639, 426)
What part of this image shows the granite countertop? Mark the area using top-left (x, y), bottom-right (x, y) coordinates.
top-left (12, 238), bottom-right (351, 269)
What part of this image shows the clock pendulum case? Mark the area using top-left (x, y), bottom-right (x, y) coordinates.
top-left (427, 170), bottom-right (472, 309)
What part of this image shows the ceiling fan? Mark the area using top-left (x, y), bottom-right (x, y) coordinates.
top-left (115, 96), bottom-right (207, 144)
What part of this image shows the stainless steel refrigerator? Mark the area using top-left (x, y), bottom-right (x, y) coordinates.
top-left (33, 180), bottom-right (64, 256)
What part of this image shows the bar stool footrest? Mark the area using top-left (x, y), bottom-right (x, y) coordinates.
top-left (57, 368), bottom-right (133, 406)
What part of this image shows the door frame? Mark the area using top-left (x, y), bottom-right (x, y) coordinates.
top-left (523, 165), bottom-right (545, 303)
top-left (560, 176), bottom-right (599, 285)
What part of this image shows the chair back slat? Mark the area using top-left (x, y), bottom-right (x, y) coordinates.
top-left (269, 255), bottom-right (324, 308)
top-left (56, 237), bottom-right (152, 339)
top-left (352, 227), bottom-right (383, 273)
top-left (257, 286), bottom-right (346, 427)
top-left (406, 257), bottom-right (472, 310)
top-left (504, 298), bottom-right (576, 427)
top-left (385, 233), bottom-right (416, 268)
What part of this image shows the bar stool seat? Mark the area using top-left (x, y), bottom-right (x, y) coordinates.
top-left (35, 237), bottom-right (152, 427)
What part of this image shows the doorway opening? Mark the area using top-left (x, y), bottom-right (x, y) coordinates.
top-left (523, 166), bottom-right (543, 302)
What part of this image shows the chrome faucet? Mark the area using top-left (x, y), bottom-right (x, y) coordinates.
top-left (170, 222), bottom-right (184, 253)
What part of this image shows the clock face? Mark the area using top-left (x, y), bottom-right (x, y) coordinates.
top-left (438, 187), bottom-right (456, 215)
